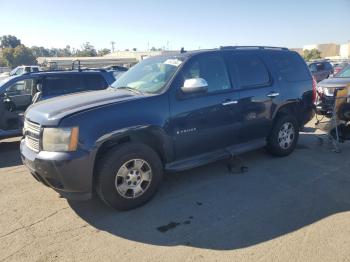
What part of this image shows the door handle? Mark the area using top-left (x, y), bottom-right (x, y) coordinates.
top-left (267, 92), bottom-right (280, 98)
top-left (222, 100), bottom-right (238, 106)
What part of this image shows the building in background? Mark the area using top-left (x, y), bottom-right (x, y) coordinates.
top-left (37, 50), bottom-right (180, 69)
top-left (340, 42), bottom-right (350, 59)
top-left (303, 43), bottom-right (340, 58)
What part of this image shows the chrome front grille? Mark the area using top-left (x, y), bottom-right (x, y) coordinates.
top-left (24, 120), bottom-right (41, 152)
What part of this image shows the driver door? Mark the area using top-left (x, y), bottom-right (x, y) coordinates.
top-left (169, 52), bottom-right (241, 160)
top-left (6, 79), bottom-right (35, 110)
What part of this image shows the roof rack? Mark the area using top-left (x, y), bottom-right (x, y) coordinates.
top-left (219, 46), bottom-right (289, 51)
top-left (22, 68), bottom-right (107, 75)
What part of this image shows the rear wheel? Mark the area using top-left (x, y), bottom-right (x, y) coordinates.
top-left (96, 143), bottom-right (163, 210)
top-left (266, 114), bottom-right (299, 157)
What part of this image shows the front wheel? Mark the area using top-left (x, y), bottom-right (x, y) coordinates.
top-left (266, 115), bottom-right (299, 157)
top-left (96, 143), bottom-right (163, 210)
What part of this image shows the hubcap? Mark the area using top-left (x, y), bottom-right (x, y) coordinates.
top-left (278, 122), bottom-right (295, 150)
top-left (115, 159), bottom-right (152, 199)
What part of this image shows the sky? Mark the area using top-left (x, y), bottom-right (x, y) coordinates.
top-left (0, 0), bottom-right (349, 51)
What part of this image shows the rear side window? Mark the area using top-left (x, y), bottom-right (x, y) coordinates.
top-left (324, 62), bottom-right (333, 70)
top-left (227, 54), bottom-right (270, 88)
top-left (44, 75), bottom-right (85, 96)
top-left (83, 74), bottom-right (109, 90)
top-left (271, 52), bottom-right (310, 82)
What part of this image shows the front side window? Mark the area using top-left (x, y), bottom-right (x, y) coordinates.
top-left (6, 79), bottom-right (34, 94)
top-left (181, 54), bottom-right (231, 93)
top-left (111, 56), bottom-right (183, 94)
top-left (229, 54), bottom-right (270, 88)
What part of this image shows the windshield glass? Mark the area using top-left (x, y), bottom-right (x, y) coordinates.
top-left (111, 56), bottom-right (183, 94)
top-left (335, 65), bottom-right (350, 78)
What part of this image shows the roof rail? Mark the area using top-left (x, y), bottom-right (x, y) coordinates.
top-left (22, 68), bottom-right (107, 75)
top-left (219, 46), bottom-right (289, 51)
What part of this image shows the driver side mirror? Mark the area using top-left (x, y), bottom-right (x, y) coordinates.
top-left (181, 78), bottom-right (208, 94)
top-left (36, 83), bottom-right (42, 92)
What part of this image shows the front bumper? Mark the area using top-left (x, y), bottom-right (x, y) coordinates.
top-left (20, 139), bottom-right (94, 200)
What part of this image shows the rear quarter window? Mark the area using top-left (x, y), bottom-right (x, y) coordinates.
top-left (83, 74), bottom-right (109, 90)
top-left (270, 52), bottom-right (310, 82)
top-left (44, 75), bottom-right (85, 96)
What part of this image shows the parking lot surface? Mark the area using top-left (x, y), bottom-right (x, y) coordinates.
top-left (1, 120), bottom-right (350, 262)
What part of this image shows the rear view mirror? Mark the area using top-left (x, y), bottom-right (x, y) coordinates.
top-left (181, 78), bottom-right (208, 94)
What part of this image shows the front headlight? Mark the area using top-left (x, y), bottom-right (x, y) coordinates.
top-left (42, 127), bottom-right (79, 152)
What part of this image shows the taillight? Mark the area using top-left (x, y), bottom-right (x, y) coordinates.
top-left (312, 76), bottom-right (317, 103)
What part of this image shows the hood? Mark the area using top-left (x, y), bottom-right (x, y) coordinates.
top-left (25, 89), bottom-right (143, 126)
top-left (318, 77), bottom-right (350, 88)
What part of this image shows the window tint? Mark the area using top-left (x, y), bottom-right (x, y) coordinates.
top-left (316, 63), bottom-right (325, 71)
top-left (271, 52), bottom-right (310, 82)
top-left (7, 79), bottom-right (34, 94)
top-left (182, 54), bottom-right (231, 93)
top-left (15, 68), bottom-right (24, 75)
top-left (228, 54), bottom-right (270, 88)
top-left (32, 67), bottom-right (39, 72)
top-left (324, 62), bottom-right (333, 70)
top-left (83, 74), bottom-right (108, 90)
top-left (44, 75), bottom-right (85, 96)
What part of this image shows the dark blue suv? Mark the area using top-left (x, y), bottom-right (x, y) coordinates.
top-left (21, 47), bottom-right (315, 210)
top-left (0, 70), bottom-right (115, 139)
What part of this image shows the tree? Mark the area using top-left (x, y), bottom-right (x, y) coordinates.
top-left (0, 56), bottom-right (7, 67)
top-left (2, 45), bottom-right (36, 68)
top-left (75, 42), bottom-right (97, 57)
top-left (132, 48), bottom-right (137, 51)
top-left (98, 48), bottom-right (111, 56)
top-left (0, 35), bottom-right (21, 48)
top-left (303, 49), bottom-right (321, 61)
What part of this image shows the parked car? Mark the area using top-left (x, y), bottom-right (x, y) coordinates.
top-left (9, 65), bottom-right (41, 76)
top-left (333, 62), bottom-right (349, 76)
top-left (315, 64), bottom-right (350, 116)
top-left (308, 61), bottom-right (333, 82)
top-left (103, 65), bottom-right (129, 79)
top-left (0, 69), bottom-right (115, 139)
top-left (103, 65), bottom-right (129, 72)
top-left (21, 46), bottom-right (315, 210)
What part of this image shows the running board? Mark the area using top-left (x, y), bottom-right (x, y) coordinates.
top-left (165, 139), bottom-right (266, 172)
top-left (0, 129), bottom-right (22, 139)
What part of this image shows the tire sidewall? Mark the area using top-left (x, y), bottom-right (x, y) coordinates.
top-left (267, 115), bottom-right (299, 157)
top-left (98, 143), bottom-right (163, 210)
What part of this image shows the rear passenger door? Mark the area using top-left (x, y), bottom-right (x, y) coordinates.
top-left (226, 52), bottom-right (280, 142)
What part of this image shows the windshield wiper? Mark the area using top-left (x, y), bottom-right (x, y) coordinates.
top-left (115, 86), bottom-right (143, 94)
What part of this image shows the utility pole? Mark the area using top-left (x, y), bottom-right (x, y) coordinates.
top-left (111, 41), bottom-right (115, 53)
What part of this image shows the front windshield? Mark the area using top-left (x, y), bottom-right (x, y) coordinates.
top-left (111, 56), bottom-right (183, 94)
top-left (335, 65), bottom-right (350, 78)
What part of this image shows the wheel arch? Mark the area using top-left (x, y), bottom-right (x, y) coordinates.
top-left (273, 101), bottom-right (303, 126)
top-left (92, 125), bottom-right (172, 187)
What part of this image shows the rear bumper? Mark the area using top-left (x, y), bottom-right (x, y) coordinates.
top-left (20, 139), bottom-right (94, 200)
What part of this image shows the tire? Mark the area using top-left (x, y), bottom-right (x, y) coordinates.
top-left (96, 143), bottom-right (163, 210)
top-left (266, 114), bottom-right (299, 157)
